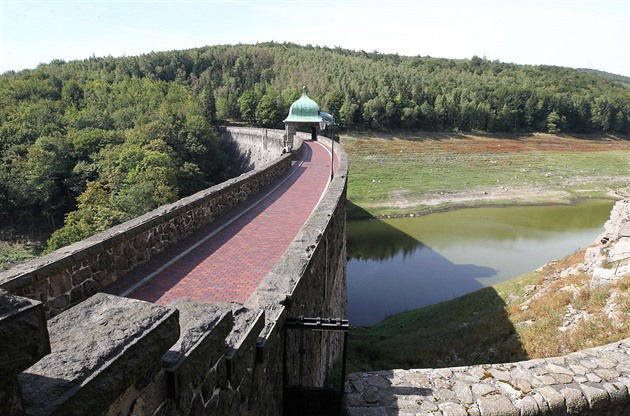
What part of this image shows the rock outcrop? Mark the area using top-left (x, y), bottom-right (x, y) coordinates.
top-left (584, 199), bottom-right (630, 285)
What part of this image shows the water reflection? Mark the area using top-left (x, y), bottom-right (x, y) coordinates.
top-left (347, 199), bottom-right (615, 326)
top-left (347, 219), bottom-right (425, 261)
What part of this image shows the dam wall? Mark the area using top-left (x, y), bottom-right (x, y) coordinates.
top-left (0, 128), bottom-right (293, 319)
top-left (219, 127), bottom-right (288, 173)
top-left (0, 129), bottom-right (349, 416)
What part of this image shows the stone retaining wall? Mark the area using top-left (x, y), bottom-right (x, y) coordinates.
top-left (0, 127), bottom-right (292, 319)
top-left (245, 134), bottom-right (348, 395)
top-left (0, 289), bottom-right (50, 416)
top-left (20, 293), bottom-right (180, 416)
top-left (220, 127), bottom-right (288, 173)
top-left (146, 133), bottom-right (349, 415)
top-left (0, 129), bottom-right (349, 416)
top-left (344, 338), bottom-right (630, 415)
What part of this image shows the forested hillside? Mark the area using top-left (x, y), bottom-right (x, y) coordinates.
top-left (1, 42), bottom-right (629, 251)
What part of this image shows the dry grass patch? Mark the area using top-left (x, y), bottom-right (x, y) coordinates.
top-left (559, 315), bottom-right (625, 353)
top-left (499, 261), bottom-right (630, 360)
top-left (554, 249), bottom-right (587, 271)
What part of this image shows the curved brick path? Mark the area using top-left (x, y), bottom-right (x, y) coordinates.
top-left (105, 140), bottom-right (337, 305)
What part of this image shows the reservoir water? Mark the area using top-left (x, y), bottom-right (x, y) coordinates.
top-left (347, 199), bottom-right (615, 326)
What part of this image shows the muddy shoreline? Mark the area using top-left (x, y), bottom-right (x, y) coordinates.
top-left (347, 188), bottom-right (628, 221)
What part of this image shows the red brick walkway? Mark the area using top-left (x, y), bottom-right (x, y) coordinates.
top-left (106, 140), bottom-right (337, 305)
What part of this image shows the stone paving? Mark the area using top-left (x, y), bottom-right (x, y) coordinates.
top-left (106, 140), bottom-right (336, 305)
top-left (344, 338), bottom-right (630, 415)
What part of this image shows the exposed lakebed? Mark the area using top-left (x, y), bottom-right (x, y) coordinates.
top-left (347, 199), bottom-right (616, 326)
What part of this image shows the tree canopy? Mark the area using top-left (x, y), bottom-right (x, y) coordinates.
top-left (1, 42), bottom-right (629, 249)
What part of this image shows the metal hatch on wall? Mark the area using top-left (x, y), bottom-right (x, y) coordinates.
top-left (283, 316), bottom-right (349, 416)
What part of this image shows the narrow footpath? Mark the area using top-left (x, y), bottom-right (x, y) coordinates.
top-left (104, 139), bottom-right (337, 305)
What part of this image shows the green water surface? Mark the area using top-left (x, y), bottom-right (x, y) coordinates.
top-left (347, 199), bottom-right (615, 325)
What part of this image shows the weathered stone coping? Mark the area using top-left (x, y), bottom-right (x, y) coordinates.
top-left (0, 290), bottom-right (49, 385)
top-left (0, 288), bottom-right (50, 416)
top-left (18, 293), bottom-right (180, 416)
top-left (344, 337), bottom-right (630, 415)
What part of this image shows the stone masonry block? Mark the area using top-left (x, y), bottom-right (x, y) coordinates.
top-left (476, 394), bottom-right (519, 416)
top-left (604, 381), bottom-right (629, 407)
top-left (244, 291), bottom-right (288, 337)
top-left (48, 271), bottom-right (72, 297)
top-left (19, 293), bottom-right (179, 416)
top-left (560, 387), bottom-right (588, 414)
top-left (0, 289), bottom-right (50, 385)
top-left (537, 386), bottom-right (567, 414)
top-left (226, 308), bottom-right (265, 383)
top-left (0, 378), bottom-right (25, 416)
top-left (163, 300), bottom-right (234, 401)
top-left (580, 383), bottom-right (611, 411)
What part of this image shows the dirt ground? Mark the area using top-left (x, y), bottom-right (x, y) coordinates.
top-left (348, 131), bottom-right (630, 154)
top-left (345, 131), bottom-right (630, 213)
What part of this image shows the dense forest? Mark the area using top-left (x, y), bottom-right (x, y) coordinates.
top-left (1, 42), bottom-right (629, 251)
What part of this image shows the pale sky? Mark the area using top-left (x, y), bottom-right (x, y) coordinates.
top-left (1, 0), bottom-right (629, 77)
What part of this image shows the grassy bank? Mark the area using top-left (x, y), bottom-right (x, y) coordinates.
top-left (0, 228), bottom-right (49, 270)
top-left (346, 249), bottom-right (630, 373)
top-left (0, 240), bottom-right (42, 270)
top-left (342, 131), bottom-right (630, 219)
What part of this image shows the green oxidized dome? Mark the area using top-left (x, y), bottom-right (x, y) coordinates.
top-left (283, 86), bottom-right (321, 123)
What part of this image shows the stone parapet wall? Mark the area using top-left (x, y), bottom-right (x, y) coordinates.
top-left (19, 293), bottom-right (180, 416)
top-left (0, 290), bottom-right (50, 416)
top-left (344, 338), bottom-right (630, 415)
top-left (246, 134), bottom-right (348, 389)
top-left (0, 127), bottom-right (292, 319)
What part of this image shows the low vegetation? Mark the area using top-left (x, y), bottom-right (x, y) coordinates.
top-left (0, 233), bottom-right (44, 270)
top-left (343, 132), bottom-right (630, 219)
